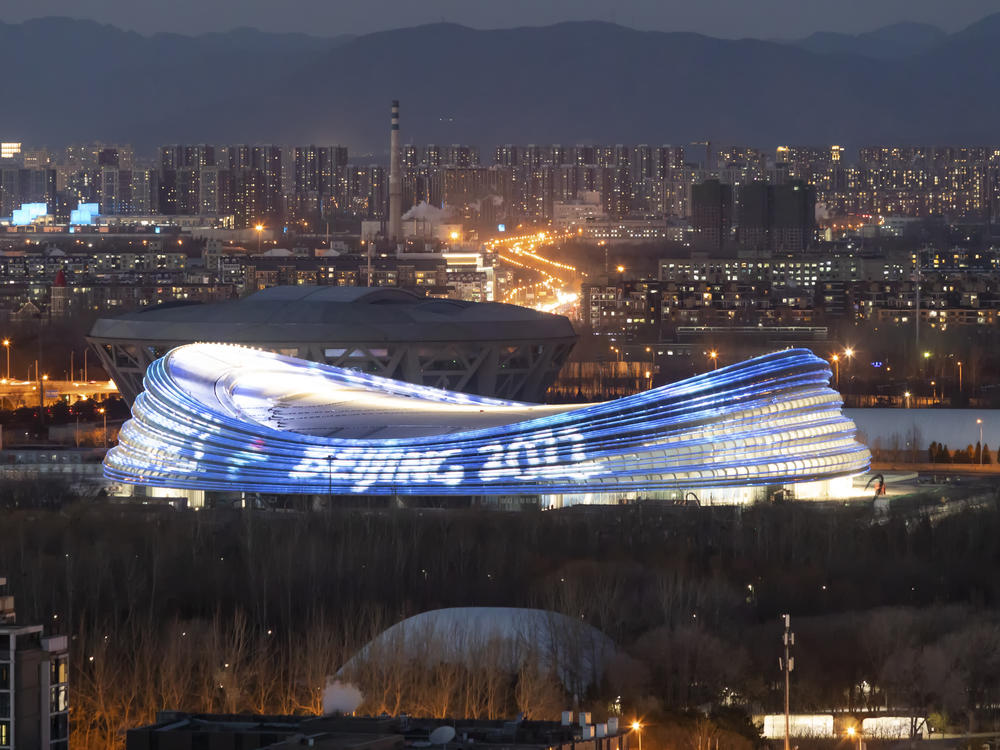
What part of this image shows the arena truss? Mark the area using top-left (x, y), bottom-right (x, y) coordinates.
top-left (104, 343), bottom-right (870, 496)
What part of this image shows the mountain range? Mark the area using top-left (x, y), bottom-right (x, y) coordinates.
top-left (2, 14), bottom-right (1000, 154)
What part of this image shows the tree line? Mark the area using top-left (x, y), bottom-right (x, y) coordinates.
top-left (2, 498), bottom-right (1000, 749)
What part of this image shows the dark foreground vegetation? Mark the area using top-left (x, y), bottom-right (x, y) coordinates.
top-left (3, 495), bottom-right (1000, 749)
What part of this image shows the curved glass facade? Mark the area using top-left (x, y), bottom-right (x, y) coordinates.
top-left (104, 344), bottom-right (870, 496)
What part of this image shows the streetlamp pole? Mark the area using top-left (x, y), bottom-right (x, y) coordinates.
top-left (2, 339), bottom-right (9, 380)
top-left (631, 722), bottom-right (642, 750)
top-left (958, 360), bottom-right (963, 393)
top-left (977, 418), bottom-right (984, 464)
top-left (780, 614), bottom-right (794, 750)
top-left (847, 726), bottom-right (861, 750)
top-left (832, 354), bottom-right (840, 388)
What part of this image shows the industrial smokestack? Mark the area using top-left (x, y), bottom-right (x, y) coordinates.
top-left (388, 99), bottom-right (402, 243)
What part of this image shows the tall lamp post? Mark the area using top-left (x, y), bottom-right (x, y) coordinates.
top-left (255, 224), bottom-right (264, 254)
top-left (709, 350), bottom-right (718, 370)
top-left (98, 407), bottom-right (107, 448)
top-left (780, 614), bottom-right (795, 750)
top-left (631, 722), bottom-right (642, 750)
top-left (831, 354), bottom-right (840, 388)
top-left (977, 418), bottom-right (984, 464)
top-left (957, 360), bottom-right (963, 393)
top-left (2, 339), bottom-right (9, 380)
top-left (847, 726), bottom-right (862, 750)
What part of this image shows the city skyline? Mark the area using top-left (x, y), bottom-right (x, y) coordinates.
top-left (4, 0), bottom-right (1000, 39)
top-left (2, 4), bottom-right (1000, 749)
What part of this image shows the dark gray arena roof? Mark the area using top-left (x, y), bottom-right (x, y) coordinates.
top-left (89, 286), bottom-right (576, 344)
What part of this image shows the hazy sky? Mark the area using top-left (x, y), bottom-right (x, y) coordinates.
top-left (5, 0), bottom-right (999, 37)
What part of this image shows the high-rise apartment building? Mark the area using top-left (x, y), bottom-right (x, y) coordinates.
top-left (0, 168), bottom-right (57, 217)
top-left (691, 179), bottom-right (733, 251)
top-left (0, 577), bottom-right (69, 750)
top-left (770, 180), bottom-right (816, 253)
top-left (292, 145), bottom-right (349, 218)
top-left (731, 180), bottom-right (815, 253)
top-left (736, 182), bottom-right (770, 252)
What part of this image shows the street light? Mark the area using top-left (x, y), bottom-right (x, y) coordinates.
top-left (709, 350), bottom-right (718, 369)
top-left (977, 418), bottom-right (984, 464)
top-left (255, 224), bottom-right (264, 254)
top-left (846, 725), bottom-right (861, 750)
top-left (631, 722), bottom-right (642, 750)
top-left (831, 354), bottom-right (840, 388)
top-left (2, 339), bottom-right (9, 380)
top-left (957, 360), bottom-right (963, 393)
top-left (904, 391), bottom-right (911, 408)
top-left (98, 407), bottom-right (107, 448)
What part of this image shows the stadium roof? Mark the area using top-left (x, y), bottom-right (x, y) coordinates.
top-left (89, 286), bottom-right (576, 344)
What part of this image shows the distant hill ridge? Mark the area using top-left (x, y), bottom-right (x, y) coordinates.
top-left (1, 14), bottom-right (999, 152)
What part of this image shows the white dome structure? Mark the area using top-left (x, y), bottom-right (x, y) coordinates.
top-left (337, 607), bottom-right (615, 696)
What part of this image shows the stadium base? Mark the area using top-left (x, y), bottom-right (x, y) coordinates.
top-left (110, 474), bottom-right (860, 510)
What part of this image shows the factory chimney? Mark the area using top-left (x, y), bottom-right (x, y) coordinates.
top-left (388, 99), bottom-right (402, 244)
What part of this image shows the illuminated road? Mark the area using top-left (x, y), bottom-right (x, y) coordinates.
top-left (0, 378), bottom-right (118, 408)
top-left (484, 230), bottom-right (583, 317)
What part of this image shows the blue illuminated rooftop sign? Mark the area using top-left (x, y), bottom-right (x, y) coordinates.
top-left (11, 202), bottom-right (48, 225)
top-left (70, 202), bottom-right (99, 225)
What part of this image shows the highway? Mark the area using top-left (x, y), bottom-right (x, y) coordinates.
top-left (484, 230), bottom-right (583, 317)
top-left (0, 378), bottom-right (118, 409)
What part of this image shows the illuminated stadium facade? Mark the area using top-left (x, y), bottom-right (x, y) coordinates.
top-left (87, 286), bottom-right (577, 404)
top-left (104, 344), bottom-right (871, 506)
